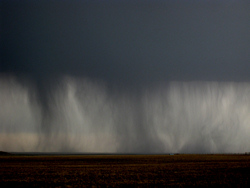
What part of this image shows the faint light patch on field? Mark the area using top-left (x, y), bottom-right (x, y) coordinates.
top-left (36, 132), bottom-right (118, 153)
top-left (0, 132), bottom-right (118, 153)
top-left (0, 133), bottom-right (39, 152)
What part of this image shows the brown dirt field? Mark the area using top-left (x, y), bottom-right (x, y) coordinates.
top-left (0, 154), bottom-right (250, 187)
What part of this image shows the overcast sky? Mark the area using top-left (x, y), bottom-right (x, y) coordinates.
top-left (1, 0), bottom-right (250, 153)
top-left (1, 0), bottom-right (249, 87)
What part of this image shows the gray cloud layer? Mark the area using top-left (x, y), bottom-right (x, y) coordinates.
top-left (1, 1), bottom-right (250, 153)
top-left (1, 77), bottom-right (250, 153)
top-left (1, 0), bottom-right (250, 84)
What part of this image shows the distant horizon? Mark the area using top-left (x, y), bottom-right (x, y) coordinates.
top-left (3, 151), bottom-right (250, 155)
top-left (1, 1), bottom-right (250, 154)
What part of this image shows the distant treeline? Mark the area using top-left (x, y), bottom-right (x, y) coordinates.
top-left (0, 151), bottom-right (12, 156)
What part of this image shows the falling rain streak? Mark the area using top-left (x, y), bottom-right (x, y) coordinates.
top-left (0, 76), bottom-right (250, 153)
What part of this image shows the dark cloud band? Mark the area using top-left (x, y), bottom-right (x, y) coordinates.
top-left (1, 0), bottom-right (249, 86)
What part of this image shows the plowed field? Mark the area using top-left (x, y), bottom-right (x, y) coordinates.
top-left (1, 154), bottom-right (250, 187)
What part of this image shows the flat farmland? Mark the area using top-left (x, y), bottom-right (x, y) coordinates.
top-left (0, 154), bottom-right (250, 187)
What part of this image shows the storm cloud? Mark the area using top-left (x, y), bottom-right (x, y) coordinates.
top-left (0, 0), bottom-right (250, 153)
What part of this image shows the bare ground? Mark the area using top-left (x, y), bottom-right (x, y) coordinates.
top-left (0, 154), bottom-right (250, 187)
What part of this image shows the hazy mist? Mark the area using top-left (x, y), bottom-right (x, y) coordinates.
top-left (1, 0), bottom-right (250, 153)
top-left (1, 76), bottom-right (250, 153)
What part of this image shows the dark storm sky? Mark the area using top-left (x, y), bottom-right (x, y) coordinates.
top-left (1, 0), bottom-right (250, 87)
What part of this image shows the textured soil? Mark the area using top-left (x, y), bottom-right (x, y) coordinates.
top-left (0, 154), bottom-right (250, 187)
